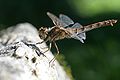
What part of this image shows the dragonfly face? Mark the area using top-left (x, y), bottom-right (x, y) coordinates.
top-left (38, 27), bottom-right (48, 40)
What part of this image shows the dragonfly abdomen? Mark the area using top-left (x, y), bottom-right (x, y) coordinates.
top-left (76, 19), bottom-right (117, 33)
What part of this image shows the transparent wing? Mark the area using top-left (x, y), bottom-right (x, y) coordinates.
top-left (77, 32), bottom-right (86, 40)
top-left (59, 14), bottom-right (74, 27)
top-left (71, 23), bottom-right (83, 28)
top-left (47, 12), bottom-right (66, 27)
top-left (72, 32), bottom-right (86, 43)
top-left (70, 23), bottom-right (85, 43)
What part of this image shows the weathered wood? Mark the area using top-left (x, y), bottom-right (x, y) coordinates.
top-left (0, 23), bottom-right (71, 80)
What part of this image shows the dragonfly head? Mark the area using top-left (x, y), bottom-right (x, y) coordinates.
top-left (38, 27), bottom-right (48, 40)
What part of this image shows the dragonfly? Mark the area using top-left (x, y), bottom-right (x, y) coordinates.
top-left (37, 12), bottom-right (117, 63)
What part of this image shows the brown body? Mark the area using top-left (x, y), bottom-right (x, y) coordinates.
top-left (39, 19), bottom-right (117, 43)
top-left (46, 27), bottom-right (71, 42)
top-left (38, 12), bottom-right (117, 63)
top-left (67, 19), bottom-right (117, 33)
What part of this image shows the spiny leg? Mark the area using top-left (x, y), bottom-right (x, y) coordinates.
top-left (34, 40), bottom-right (49, 57)
top-left (49, 41), bottom-right (59, 64)
top-left (36, 40), bottom-right (45, 44)
top-left (36, 39), bottom-right (49, 50)
top-left (42, 42), bottom-right (52, 53)
top-left (36, 39), bottom-right (52, 54)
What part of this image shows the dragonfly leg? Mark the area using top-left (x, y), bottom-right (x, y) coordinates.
top-left (40, 46), bottom-right (48, 49)
top-left (36, 40), bottom-right (45, 44)
top-left (36, 39), bottom-right (50, 51)
top-left (49, 41), bottom-right (59, 65)
top-left (42, 42), bottom-right (52, 53)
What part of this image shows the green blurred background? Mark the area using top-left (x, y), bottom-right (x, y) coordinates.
top-left (0, 0), bottom-right (119, 80)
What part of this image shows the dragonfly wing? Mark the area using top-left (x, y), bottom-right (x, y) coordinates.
top-left (72, 32), bottom-right (86, 43)
top-left (72, 23), bottom-right (83, 28)
top-left (47, 12), bottom-right (66, 27)
top-left (78, 32), bottom-right (86, 40)
top-left (59, 14), bottom-right (74, 27)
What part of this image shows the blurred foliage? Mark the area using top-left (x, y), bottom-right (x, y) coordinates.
top-left (56, 54), bottom-right (74, 80)
top-left (0, 0), bottom-right (119, 80)
top-left (69, 0), bottom-right (120, 17)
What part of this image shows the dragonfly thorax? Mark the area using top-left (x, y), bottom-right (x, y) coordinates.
top-left (46, 26), bottom-right (71, 42)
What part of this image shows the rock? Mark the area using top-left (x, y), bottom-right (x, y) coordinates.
top-left (0, 23), bottom-right (71, 80)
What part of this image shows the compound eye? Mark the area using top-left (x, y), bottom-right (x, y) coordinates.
top-left (39, 34), bottom-right (44, 39)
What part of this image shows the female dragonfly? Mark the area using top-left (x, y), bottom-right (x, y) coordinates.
top-left (37, 12), bottom-right (117, 63)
